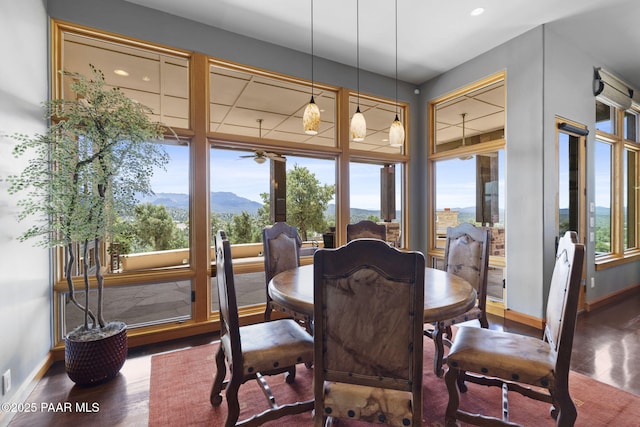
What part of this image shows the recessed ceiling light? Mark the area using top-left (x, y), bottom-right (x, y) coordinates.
top-left (113, 69), bottom-right (129, 76)
top-left (142, 76), bottom-right (151, 82)
top-left (471, 7), bottom-right (485, 16)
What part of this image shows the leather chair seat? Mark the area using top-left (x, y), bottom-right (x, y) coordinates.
top-left (447, 326), bottom-right (555, 387)
top-left (444, 231), bottom-right (585, 426)
top-left (221, 319), bottom-right (313, 376)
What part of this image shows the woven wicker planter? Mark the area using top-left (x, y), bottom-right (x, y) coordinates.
top-left (65, 321), bottom-right (128, 386)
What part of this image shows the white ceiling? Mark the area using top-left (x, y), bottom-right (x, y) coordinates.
top-left (122, 0), bottom-right (640, 88)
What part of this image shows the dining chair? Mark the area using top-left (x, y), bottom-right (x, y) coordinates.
top-left (210, 230), bottom-right (314, 427)
top-left (444, 231), bottom-right (585, 427)
top-left (425, 222), bottom-right (490, 377)
top-left (262, 222), bottom-right (312, 332)
top-left (313, 238), bottom-right (425, 427)
top-left (346, 219), bottom-right (387, 242)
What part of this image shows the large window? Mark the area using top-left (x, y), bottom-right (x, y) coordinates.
top-left (624, 147), bottom-right (638, 249)
top-left (117, 141), bottom-right (191, 272)
top-left (53, 21), bottom-right (410, 350)
top-left (210, 148), bottom-right (336, 310)
top-left (428, 73), bottom-right (506, 302)
top-left (349, 162), bottom-right (404, 246)
top-left (55, 24), bottom-right (195, 342)
top-left (557, 122), bottom-right (587, 241)
top-left (594, 99), bottom-right (640, 266)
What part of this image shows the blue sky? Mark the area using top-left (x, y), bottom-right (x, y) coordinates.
top-left (150, 145), bottom-right (407, 211)
top-left (150, 144), bottom-right (621, 212)
top-left (435, 152), bottom-right (505, 210)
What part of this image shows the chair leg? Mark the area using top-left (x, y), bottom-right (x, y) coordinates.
top-left (554, 386), bottom-right (577, 427)
top-left (456, 370), bottom-right (468, 393)
top-left (210, 346), bottom-right (227, 406)
top-left (433, 323), bottom-right (446, 377)
top-left (224, 376), bottom-right (242, 427)
top-left (479, 312), bottom-right (489, 329)
top-left (444, 366), bottom-right (462, 427)
top-left (264, 301), bottom-right (273, 322)
top-left (445, 325), bottom-right (453, 340)
top-left (285, 365), bottom-right (296, 384)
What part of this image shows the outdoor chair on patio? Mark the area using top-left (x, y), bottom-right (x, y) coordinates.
top-left (425, 222), bottom-right (490, 377)
top-left (210, 230), bottom-right (314, 427)
top-left (313, 239), bottom-right (425, 427)
top-left (444, 230), bottom-right (585, 427)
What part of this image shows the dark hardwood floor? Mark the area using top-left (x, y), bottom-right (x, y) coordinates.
top-left (8, 292), bottom-right (640, 427)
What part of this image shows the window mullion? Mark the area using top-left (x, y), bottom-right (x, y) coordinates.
top-left (612, 110), bottom-right (625, 255)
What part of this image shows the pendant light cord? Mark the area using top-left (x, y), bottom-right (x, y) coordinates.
top-left (394, 0), bottom-right (398, 116)
top-left (311, 0), bottom-right (314, 96)
top-left (356, 0), bottom-right (360, 107)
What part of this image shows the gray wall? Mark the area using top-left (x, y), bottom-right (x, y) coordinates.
top-left (542, 25), bottom-right (598, 302)
top-left (544, 23), bottom-right (640, 302)
top-left (419, 28), bottom-right (547, 317)
top-left (0, 0), bottom-right (51, 424)
top-left (419, 22), bottom-right (640, 317)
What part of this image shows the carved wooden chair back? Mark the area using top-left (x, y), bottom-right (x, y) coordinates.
top-left (544, 231), bottom-right (584, 380)
top-left (215, 230), bottom-right (241, 363)
top-left (313, 238), bottom-right (425, 427)
top-left (425, 222), bottom-right (491, 377)
top-left (443, 222), bottom-right (491, 317)
top-left (262, 222), bottom-right (303, 322)
top-left (346, 219), bottom-right (387, 242)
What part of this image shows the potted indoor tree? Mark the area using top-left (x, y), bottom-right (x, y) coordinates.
top-left (7, 65), bottom-right (169, 385)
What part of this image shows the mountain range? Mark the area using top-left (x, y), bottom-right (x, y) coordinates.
top-left (140, 193), bottom-right (610, 220)
top-left (138, 192), bottom-right (263, 215)
top-left (140, 192), bottom-right (384, 218)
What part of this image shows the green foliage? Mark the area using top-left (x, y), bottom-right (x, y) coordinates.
top-left (230, 211), bottom-right (256, 244)
top-left (7, 65), bottom-right (168, 248)
top-left (235, 165), bottom-right (335, 243)
top-left (210, 212), bottom-right (227, 239)
top-left (256, 195), bottom-right (272, 230)
top-left (286, 164), bottom-right (335, 240)
top-left (595, 224), bottom-right (611, 253)
top-left (131, 203), bottom-right (181, 251)
top-left (6, 65), bottom-right (169, 332)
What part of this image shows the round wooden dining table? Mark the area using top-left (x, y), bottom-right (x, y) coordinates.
top-left (268, 264), bottom-right (477, 324)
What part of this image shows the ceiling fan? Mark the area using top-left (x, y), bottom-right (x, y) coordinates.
top-left (239, 150), bottom-right (286, 164)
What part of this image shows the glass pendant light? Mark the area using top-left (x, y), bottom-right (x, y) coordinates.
top-left (350, 0), bottom-right (366, 142)
top-left (389, 116), bottom-right (404, 147)
top-left (389, 0), bottom-right (404, 147)
top-left (303, 0), bottom-right (320, 135)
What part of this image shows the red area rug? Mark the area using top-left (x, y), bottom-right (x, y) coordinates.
top-left (149, 336), bottom-right (639, 426)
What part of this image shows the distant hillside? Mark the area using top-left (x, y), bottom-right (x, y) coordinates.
top-left (326, 204), bottom-right (393, 221)
top-left (138, 192), bottom-right (263, 215)
top-left (144, 194), bottom-right (602, 222)
top-left (142, 194), bottom-right (382, 218)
